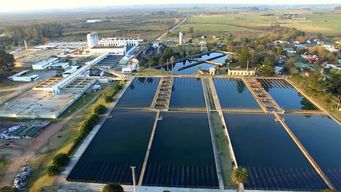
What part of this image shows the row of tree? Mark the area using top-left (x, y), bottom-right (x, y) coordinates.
top-left (0, 49), bottom-right (15, 71)
top-left (0, 23), bottom-right (64, 48)
top-left (139, 45), bottom-right (201, 68)
top-left (304, 73), bottom-right (341, 99)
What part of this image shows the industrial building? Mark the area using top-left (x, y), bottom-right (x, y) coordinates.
top-left (32, 58), bottom-right (59, 70)
top-left (97, 37), bottom-right (142, 47)
top-left (8, 70), bottom-right (39, 82)
top-left (84, 32), bottom-right (143, 55)
top-left (227, 68), bottom-right (256, 76)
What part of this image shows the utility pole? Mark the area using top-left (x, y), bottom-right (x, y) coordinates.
top-left (130, 166), bottom-right (136, 192)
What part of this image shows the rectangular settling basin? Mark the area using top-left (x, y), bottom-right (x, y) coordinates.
top-left (223, 113), bottom-right (327, 190)
top-left (214, 78), bottom-right (260, 109)
top-left (169, 78), bottom-right (206, 109)
top-left (166, 52), bottom-right (224, 75)
top-left (67, 111), bottom-right (156, 184)
top-left (259, 79), bottom-right (317, 110)
top-left (142, 112), bottom-right (218, 188)
top-left (116, 77), bottom-right (159, 108)
top-left (284, 114), bottom-right (341, 190)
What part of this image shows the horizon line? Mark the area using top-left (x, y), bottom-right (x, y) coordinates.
top-left (0, 2), bottom-right (340, 14)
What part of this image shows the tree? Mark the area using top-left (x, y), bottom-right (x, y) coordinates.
top-left (306, 73), bottom-right (326, 93)
top-left (0, 187), bottom-right (13, 192)
top-left (102, 184), bottom-right (124, 192)
top-left (0, 50), bottom-right (15, 71)
top-left (327, 74), bottom-right (341, 97)
top-left (258, 57), bottom-right (275, 76)
top-left (231, 167), bottom-right (249, 186)
top-left (0, 186), bottom-right (17, 192)
top-left (169, 56), bottom-right (175, 64)
top-left (47, 165), bottom-right (59, 176)
top-left (188, 27), bottom-right (194, 33)
top-left (239, 43), bottom-right (250, 68)
top-left (95, 104), bottom-right (107, 114)
top-left (53, 153), bottom-right (70, 167)
top-left (104, 95), bottom-right (113, 103)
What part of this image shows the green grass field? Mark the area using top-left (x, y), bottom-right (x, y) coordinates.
top-left (177, 10), bottom-right (341, 35)
top-left (174, 23), bottom-right (257, 33)
top-left (210, 111), bottom-right (235, 188)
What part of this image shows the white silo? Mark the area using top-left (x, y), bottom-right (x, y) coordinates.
top-left (87, 32), bottom-right (99, 48)
top-left (179, 32), bottom-right (184, 45)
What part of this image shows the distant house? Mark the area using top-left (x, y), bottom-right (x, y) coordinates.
top-left (86, 19), bottom-right (102, 24)
top-left (275, 66), bottom-right (284, 75)
top-left (323, 63), bottom-right (341, 70)
top-left (285, 48), bottom-right (296, 54)
top-left (294, 44), bottom-right (307, 50)
top-left (335, 39), bottom-right (341, 46)
top-left (323, 45), bottom-right (339, 53)
top-left (274, 40), bottom-right (290, 46)
top-left (301, 54), bottom-right (318, 63)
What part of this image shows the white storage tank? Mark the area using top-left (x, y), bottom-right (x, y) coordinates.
top-left (87, 32), bottom-right (99, 48)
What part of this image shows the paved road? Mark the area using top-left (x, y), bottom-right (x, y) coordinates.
top-left (0, 82), bottom-right (34, 93)
top-left (156, 17), bottom-right (187, 41)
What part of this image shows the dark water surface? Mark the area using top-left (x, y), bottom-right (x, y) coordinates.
top-left (260, 79), bottom-right (317, 110)
top-left (162, 52), bottom-right (227, 75)
top-left (214, 78), bottom-right (260, 109)
top-left (224, 113), bottom-right (327, 190)
top-left (143, 112), bottom-right (218, 188)
top-left (67, 111), bottom-right (156, 184)
top-left (170, 78), bottom-right (206, 108)
top-left (116, 77), bottom-right (159, 108)
top-left (284, 114), bottom-right (341, 190)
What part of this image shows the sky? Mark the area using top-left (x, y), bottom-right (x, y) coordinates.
top-left (0, 0), bottom-right (340, 12)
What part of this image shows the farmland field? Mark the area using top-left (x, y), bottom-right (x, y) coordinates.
top-left (175, 10), bottom-right (341, 35)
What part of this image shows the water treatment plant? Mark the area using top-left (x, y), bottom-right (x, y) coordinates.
top-left (1, 5), bottom-right (341, 192)
top-left (64, 75), bottom-right (341, 191)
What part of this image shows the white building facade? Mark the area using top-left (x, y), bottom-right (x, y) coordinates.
top-left (97, 38), bottom-right (142, 47)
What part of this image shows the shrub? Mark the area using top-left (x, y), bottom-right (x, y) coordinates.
top-left (53, 153), bottom-right (70, 167)
top-left (231, 167), bottom-right (248, 185)
top-left (104, 95), bottom-right (113, 103)
top-left (47, 165), bottom-right (59, 176)
top-left (102, 184), bottom-right (124, 192)
top-left (94, 104), bottom-right (107, 114)
top-left (0, 186), bottom-right (17, 192)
